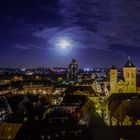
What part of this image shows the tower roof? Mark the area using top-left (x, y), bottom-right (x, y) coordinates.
top-left (72, 59), bottom-right (77, 63)
top-left (124, 56), bottom-right (135, 68)
top-left (110, 65), bottom-right (117, 70)
top-left (118, 75), bottom-right (125, 82)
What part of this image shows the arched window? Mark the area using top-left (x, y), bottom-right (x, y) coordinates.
top-left (127, 73), bottom-right (129, 78)
top-left (132, 73), bottom-right (134, 78)
top-left (118, 88), bottom-right (124, 93)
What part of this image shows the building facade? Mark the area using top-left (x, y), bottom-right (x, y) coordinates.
top-left (110, 57), bottom-right (136, 94)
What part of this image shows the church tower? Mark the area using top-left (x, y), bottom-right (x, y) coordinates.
top-left (67, 59), bottom-right (78, 80)
top-left (123, 56), bottom-right (136, 93)
top-left (110, 65), bottom-right (118, 93)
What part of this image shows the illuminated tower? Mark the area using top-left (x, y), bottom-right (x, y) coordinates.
top-left (68, 59), bottom-right (78, 80)
top-left (123, 56), bottom-right (136, 93)
top-left (110, 65), bottom-right (118, 93)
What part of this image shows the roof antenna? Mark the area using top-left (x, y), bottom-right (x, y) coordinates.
top-left (128, 56), bottom-right (131, 61)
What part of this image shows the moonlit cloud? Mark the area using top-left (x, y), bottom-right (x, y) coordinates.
top-left (33, 26), bottom-right (111, 51)
top-left (13, 44), bottom-right (49, 51)
top-left (1, 0), bottom-right (140, 67)
top-left (13, 44), bottom-right (31, 50)
top-left (31, 0), bottom-right (140, 54)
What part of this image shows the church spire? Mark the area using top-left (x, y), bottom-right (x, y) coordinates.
top-left (128, 56), bottom-right (131, 61)
top-left (124, 56), bottom-right (135, 67)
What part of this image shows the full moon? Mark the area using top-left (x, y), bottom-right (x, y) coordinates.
top-left (58, 39), bottom-right (70, 49)
top-left (55, 38), bottom-right (72, 55)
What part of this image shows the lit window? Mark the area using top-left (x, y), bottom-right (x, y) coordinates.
top-left (127, 73), bottom-right (129, 77)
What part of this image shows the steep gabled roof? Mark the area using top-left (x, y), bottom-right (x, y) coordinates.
top-left (63, 85), bottom-right (96, 96)
top-left (108, 93), bottom-right (140, 121)
top-left (124, 57), bottom-right (136, 68)
top-left (110, 65), bottom-right (117, 70)
top-left (124, 61), bottom-right (135, 67)
top-left (117, 75), bottom-right (125, 82)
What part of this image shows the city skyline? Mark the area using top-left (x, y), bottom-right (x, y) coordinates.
top-left (0, 0), bottom-right (140, 68)
top-left (0, 56), bottom-right (138, 69)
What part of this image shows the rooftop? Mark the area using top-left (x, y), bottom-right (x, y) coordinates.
top-left (110, 65), bottom-right (117, 70)
top-left (123, 57), bottom-right (136, 68)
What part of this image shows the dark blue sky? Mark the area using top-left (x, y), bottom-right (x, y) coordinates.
top-left (0, 0), bottom-right (140, 68)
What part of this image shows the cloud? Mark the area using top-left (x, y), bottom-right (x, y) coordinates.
top-left (13, 44), bottom-right (48, 50)
top-left (13, 0), bottom-right (140, 56)
top-left (58, 0), bottom-right (140, 50)
top-left (13, 44), bottom-right (31, 50)
top-left (13, 41), bottom-right (59, 51)
top-left (33, 26), bottom-right (112, 51)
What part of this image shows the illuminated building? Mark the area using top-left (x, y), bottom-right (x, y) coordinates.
top-left (75, 80), bottom-right (102, 95)
top-left (67, 59), bottom-right (78, 80)
top-left (108, 93), bottom-right (140, 126)
top-left (110, 57), bottom-right (136, 94)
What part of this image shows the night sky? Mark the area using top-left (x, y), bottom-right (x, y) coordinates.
top-left (0, 0), bottom-right (140, 68)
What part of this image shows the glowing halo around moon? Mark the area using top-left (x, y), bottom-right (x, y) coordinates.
top-left (58, 39), bottom-right (71, 49)
top-left (53, 38), bottom-right (73, 55)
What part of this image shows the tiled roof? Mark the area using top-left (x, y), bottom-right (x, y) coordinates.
top-left (64, 86), bottom-right (96, 95)
top-left (0, 123), bottom-right (22, 140)
top-left (108, 93), bottom-right (140, 120)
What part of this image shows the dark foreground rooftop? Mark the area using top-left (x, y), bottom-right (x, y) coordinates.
top-left (3, 123), bottom-right (140, 140)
